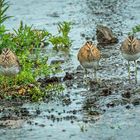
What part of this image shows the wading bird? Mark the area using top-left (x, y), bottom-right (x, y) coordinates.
top-left (0, 48), bottom-right (20, 89)
top-left (120, 35), bottom-right (140, 82)
top-left (77, 41), bottom-right (101, 81)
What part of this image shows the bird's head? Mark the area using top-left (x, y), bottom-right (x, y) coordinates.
top-left (127, 35), bottom-right (136, 49)
top-left (1, 48), bottom-right (11, 55)
top-left (85, 41), bottom-right (95, 53)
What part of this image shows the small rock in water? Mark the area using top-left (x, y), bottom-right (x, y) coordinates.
top-left (122, 91), bottom-right (131, 98)
top-left (100, 88), bottom-right (112, 96)
top-left (63, 72), bottom-right (74, 81)
top-left (47, 12), bottom-right (60, 17)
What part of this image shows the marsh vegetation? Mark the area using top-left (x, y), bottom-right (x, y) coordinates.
top-left (0, 0), bottom-right (71, 102)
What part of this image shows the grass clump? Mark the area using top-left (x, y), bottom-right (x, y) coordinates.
top-left (0, 0), bottom-right (72, 102)
top-left (0, 0), bottom-right (12, 25)
top-left (12, 21), bottom-right (51, 52)
top-left (132, 25), bottom-right (140, 34)
top-left (129, 24), bottom-right (140, 36)
top-left (49, 22), bottom-right (72, 51)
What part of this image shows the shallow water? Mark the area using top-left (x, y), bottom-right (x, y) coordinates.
top-left (1, 0), bottom-right (140, 140)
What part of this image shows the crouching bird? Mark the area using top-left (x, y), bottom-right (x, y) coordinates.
top-left (0, 48), bottom-right (20, 89)
top-left (120, 35), bottom-right (140, 83)
top-left (77, 41), bottom-right (101, 81)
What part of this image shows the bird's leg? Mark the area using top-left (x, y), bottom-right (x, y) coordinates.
top-left (134, 60), bottom-right (137, 83)
top-left (94, 69), bottom-right (101, 84)
top-left (4, 76), bottom-right (7, 91)
top-left (94, 69), bottom-right (97, 81)
top-left (128, 61), bottom-right (130, 82)
top-left (84, 69), bottom-right (88, 83)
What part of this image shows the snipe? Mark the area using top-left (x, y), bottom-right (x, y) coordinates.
top-left (77, 41), bottom-right (101, 81)
top-left (0, 48), bottom-right (20, 89)
top-left (120, 35), bottom-right (140, 83)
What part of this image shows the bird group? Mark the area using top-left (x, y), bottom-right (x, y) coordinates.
top-left (0, 35), bottom-right (140, 90)
top-left (77, 35), bottom-right (140, 83)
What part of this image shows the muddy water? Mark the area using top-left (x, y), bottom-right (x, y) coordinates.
top-left (1, 0), bottom-right (140, 140)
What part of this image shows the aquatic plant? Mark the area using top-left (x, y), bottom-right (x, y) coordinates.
top-left (49, 21), bottom-right (72, 51)
top-left (132, 25), bottom-right (140, 34)
top-left (12, 21), bottom-right (50, 52)
top-left (0, 0), bottom-right (12, 26)
top-left (129, 24), bottom-right (140, 35)
top-left (0, 0), bottom-right (14, 51)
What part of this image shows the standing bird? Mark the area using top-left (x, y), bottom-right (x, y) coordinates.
top-left (120, 35), bottom-right (140, 82)
top-left (0, 48), bottom-right (20, 89)
top-left (77, 41), bottom-right (101, 81)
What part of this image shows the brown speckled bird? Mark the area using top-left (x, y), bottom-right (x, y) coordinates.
top-left (120, 35), bottom-right (140, 82)
top-left (77, 41), bottom-right (101, 81)
top-left (0, 48), bottom-right (20, 89)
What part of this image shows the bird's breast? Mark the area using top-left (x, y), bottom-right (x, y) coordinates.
top-left (121, 52), bottom-right (140, 61)
top-left (80, 61), bottom-right (99, 69)
top-left (0, 66), bottom-right (20, 76)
